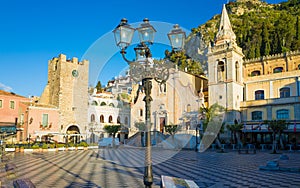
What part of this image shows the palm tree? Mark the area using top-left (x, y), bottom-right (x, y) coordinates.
top-left (199, 103), bottom-right (225, 148)
top-left (227, 121), bottom-right (243, 145)
top-left (264, 120), bottom-right (287, 154)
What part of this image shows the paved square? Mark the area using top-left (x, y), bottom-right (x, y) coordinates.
top-left (1, 148), bottom-right (299, 187)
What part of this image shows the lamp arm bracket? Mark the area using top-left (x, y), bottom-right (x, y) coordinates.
top-left (121, 49), bottom-right (135, 64)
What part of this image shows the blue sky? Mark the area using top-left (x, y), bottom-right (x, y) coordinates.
top-left (0, 0), bottom-right (286, 97)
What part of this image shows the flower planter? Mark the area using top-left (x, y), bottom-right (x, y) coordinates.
top-left (48, 148), bottom-right (57, 152)
top-left (88, 146), bottom-right (98, 149)
top-left (5, 148), bottom-right (16, 152)
top-left (58, 147), bottom-right (66, 151)
top-left (68, 147), bottom-right (76, 151)
top-left (33, 149), bottom-right (41, 152)
top-left (24, 149), bottom-right (34, 152)
top-left (77, 147), bottom-right (84, 150)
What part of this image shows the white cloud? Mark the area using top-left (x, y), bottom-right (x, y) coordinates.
top-left (0, 82), bottom-right (13, 92)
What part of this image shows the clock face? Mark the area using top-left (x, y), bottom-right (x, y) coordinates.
top-left (72, 70), bottom-right (79, 77)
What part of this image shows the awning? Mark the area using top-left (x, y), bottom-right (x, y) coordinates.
top-left (0, 122), bottom-right (16, 134)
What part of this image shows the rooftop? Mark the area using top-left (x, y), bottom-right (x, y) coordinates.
top-left (0, 90), bottom-right (27, 98)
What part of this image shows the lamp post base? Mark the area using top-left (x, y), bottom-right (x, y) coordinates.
top-left (143, 164), bottom-right (153, 187)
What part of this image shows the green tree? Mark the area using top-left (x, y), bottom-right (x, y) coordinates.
top-left (165, 124), bottom-right (179, 148)
top-left (96, 81), bottom-right (103, 93)
top-left (103, 125), bottom-right (121, 147)
top-left (134, 121), bottom-right (146, 132)
top-left (261, 22), bottom-right (271, 56)
top-left (191, 0), bottom-right (300, 59)
top-left (164, 124), bottom-right (178, 136)
top-left (264, 120), bottom-right (287, 154)
top-left (134, 122), bottom-right (146, 147)
top-left (165, 50), bottom-right (203, 75)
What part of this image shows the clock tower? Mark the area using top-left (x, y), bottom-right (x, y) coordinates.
top-left (40, 54), bottom-right (89, 141)
top-left (207, 5), bottom-right (244, 123)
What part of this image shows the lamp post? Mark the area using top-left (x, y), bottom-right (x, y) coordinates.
top-left (113, 18), bottom-right (185, 187)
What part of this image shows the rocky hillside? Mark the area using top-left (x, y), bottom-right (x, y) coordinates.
top-left (185, 0), bottom-right (300, 70)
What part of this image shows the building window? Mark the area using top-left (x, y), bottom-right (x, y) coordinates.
top-left (280, 87), bottom-right (290, 98)
top-left (91, 101), bottom-right (98, 106)
top-left (255, 90), bottom-right (264, 100)
top-left (276, 109), bottom-right (289, 119)
top-left (109, 115), bottom-right (113, 123)
top-left (9, 101), bottom-right (15, 109)
top-left (273, 67), bottom-right (283, 73)
top-left (20, 114), bottom-right (24, 125)
top-left (100, 102), bottom-right (106, 106)
top-left (159, 82), bottom-right (166, 93)
top-left (128, 87), bottom-right (132, 94)
top-left (100, 115), bottom-right (104, 123)
top-left (109, 103), bottom-right (115, 107)
top-left (298, 64), bottom-right (300, 70)
top-left (91, 114), bottom-right (95, 122)
top-left (125, 117), bottom-right (129, 126)
top-left (251, 111), bottom-right (262, 121)
top-left (42, 114), bottom-right (48, 127)
top-left (251, 70), bottom-right (261, 77)
top-left (217, 61), bottom-right (225, 81)
top-left (187, 104), bottom-right (191, 112)
top-left (117, 116), bottom-right (120, 124)
top-left (235, 61), bottom-right (239, 81)
top-left (0, 99), bottom-right (2, 108)
top-left (140, 109), bottom-right (143, 117)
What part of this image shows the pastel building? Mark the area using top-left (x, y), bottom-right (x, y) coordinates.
top-left (0, 90), bottom-right (30, 142)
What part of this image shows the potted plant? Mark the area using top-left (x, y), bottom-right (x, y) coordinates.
top-left (5, 144), bottom-right (16, 152)
top-left (57, 143), bottom-right (66, 151)
top-left (48, 144), bottom-right (57, 152)
top-left (41, 143), bottom-right (48, 152)
top-left (68, 143), bottom-right (76, 151)
top-left (19, 146), bottom-right (24, 152)
top-left (24, 144), bottom-right (33, 152)
top-left (31, 144), bottom-right (40, 152)
top-left (77, 141), bottom-right (88, 150)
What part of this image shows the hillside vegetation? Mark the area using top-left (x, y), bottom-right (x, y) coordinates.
top-left (191, 0), bottom-right (300, 59)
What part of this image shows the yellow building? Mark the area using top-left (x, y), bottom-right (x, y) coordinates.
top-left (241, 50), bottom-right (300, 145)
top-left (242, 52), bottom-right (300, 122)
top-left (208, 4), bottom-right (300, 146)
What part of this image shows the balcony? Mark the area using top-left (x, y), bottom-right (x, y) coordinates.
top-left (241, 96), bottom-right (300, 108)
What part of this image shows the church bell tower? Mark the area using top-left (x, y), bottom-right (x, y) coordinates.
top-left (207, 5), bottom-right (244, 123)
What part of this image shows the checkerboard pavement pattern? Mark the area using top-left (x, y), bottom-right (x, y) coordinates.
top-left (1, 148), bottom-right (300, 187)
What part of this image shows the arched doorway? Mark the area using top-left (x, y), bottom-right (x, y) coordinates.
top-left (66, 125), bottom-right (81, 144)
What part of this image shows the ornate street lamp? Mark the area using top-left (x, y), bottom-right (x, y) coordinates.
top-left (113, 18), bottom-right (185, 187)
top-left (168, 24), bottom-right (186, 51)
